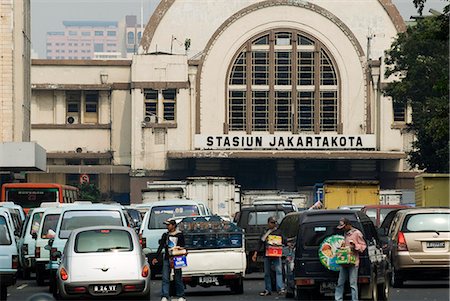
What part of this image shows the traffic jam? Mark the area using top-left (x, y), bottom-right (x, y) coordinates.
top-left (0, 183), bottom-right (449, 301)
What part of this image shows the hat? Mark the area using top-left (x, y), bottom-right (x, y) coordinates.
top-left (337, 218), bottom-right (351, 229)
top-left (163, 219), bottom-right (177, 226)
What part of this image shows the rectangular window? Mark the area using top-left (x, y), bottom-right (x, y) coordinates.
top-left (66, 91), bottom-right (81, 114)
top-left (252, 91), bottom-right (269, 131)
top-left (107, 31), bottom-right (116, 36)
top-left (320, 91), bottom-right (338, 131)
top-left (94, 31), bottom-right (104, 36)
top-left (81, 32), bottom-right (91, 36)
top-left (393, 102), bottom-right (406, 122)
top-left (144, 89), bottom-right (158, 119)
top-left (275, 91), bottom-right (291, 131)
top-left (162, 89), bottom-right (176, 121)
top-left (0, 217), bottom-right (12, 245)
top-left (84, 91), bottom-right (99, 124)
top-left (75, 229), bottom-right (133, 253)
top-left (229, 91), bottom-right (246, 131)
top-left (298, 92), bottom-right (314, 132)
top-left (298, 52), bottom-right (314, 85)
top-left (252, 51), bottom-right (269, 85)
top-left (275, 51), bottom-right (291, 85)
top-left (68, 31), bottom-right (77, 36)
top-left (94, 43), bottom-right (104, 52)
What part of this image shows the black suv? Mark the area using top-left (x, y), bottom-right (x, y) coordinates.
top-left (284, 210), bottom-right (388, 301)
top-left (235, 201), bottom-right (296, 272)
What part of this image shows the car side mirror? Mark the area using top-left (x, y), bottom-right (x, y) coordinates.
top-left (31, 233), bottom-right (37, 240)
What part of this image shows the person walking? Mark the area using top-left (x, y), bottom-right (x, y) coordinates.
top-left (252, 216), bottom-right (285, 296)
top-left (335, 218), bottom-right (367, 301)
top-left (152, 219), bottom-right (186, 301)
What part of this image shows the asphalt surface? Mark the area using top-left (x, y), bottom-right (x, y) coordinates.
top-left (6, 276), bottom-right (449, 301)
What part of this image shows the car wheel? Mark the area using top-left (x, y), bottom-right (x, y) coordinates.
top-left (230, 277), bottom-right (244, 294)
top-left (36, 266), bottom-right (45, 286)
top-left (296, 288), bottom-right (313, 301)
top-left (23, 267), bottom-right (31, 280)
top-left (391, 267), bottom-right (403, 288)
top-left (0, 285), bottom-right (7, 301)
top-left (378, 273), bottom-right (389, 301)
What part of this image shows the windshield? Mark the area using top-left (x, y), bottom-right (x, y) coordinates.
top-left (0, 216), bottom-right (12, 245)
top-left (75, 229), bottom-right (133, 253)
top-left (248, 211), bottom-right (285, 225)
top-left (41, 214), bottom-right (60, 239)
top-left (59, 210), bottom-right (123, 238)
top-left (301, 223), bottom-right (346, 247)
top-left (5, 188), bottom-right (58, 208)
top-left (148, 205), bottom-right (199, 229)
top-left (403, 213), bottom-right (450, 233)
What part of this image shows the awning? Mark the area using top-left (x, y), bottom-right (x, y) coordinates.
top-left (167, 150), bottom-right (406, 160)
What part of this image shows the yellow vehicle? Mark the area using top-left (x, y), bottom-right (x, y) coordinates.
top-left (415, 173), bottom-right (450, 207)
top-left (323, 181), bottom-right (379, 209)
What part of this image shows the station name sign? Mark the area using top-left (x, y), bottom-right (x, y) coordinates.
top-left (194, 134), bottom-right (376, 150)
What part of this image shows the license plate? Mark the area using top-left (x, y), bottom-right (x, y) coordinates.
top-left (93, 284), bottom-right (117, 293)
top-left (426, 241), bottom-right (445, 248)
top-left (320, 282), bottom-right (336, 293)
top-left (199, 276), bottom-right (218, 284)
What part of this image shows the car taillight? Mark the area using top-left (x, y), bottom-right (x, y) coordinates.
top-left (60, 267), bottom-right (68, 281)
top-left (12, 255), bottom-right (19, 269)
top-left (35, 246), bottom-right (40, 258)
top-left (142, 265), bottom-right (149, 277)
top-left (22, 244), bottom-right (28, 255)
top-left (139, 233), bottom-right (146, 248)
top-left (398, 231), bottom-right (408, 251)
top-left (50, 247), bottom-right (58, 261)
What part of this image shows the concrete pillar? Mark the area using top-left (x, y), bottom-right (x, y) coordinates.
top-left (54, 91), bottom-right (66, 124)
top-left (131, 88), bottom-right (145, 170)
top-left (99, 91), bottom-right (110, 124)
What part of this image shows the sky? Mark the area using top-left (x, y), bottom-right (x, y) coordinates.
top-left (31, 0), bottom-right (448, 58)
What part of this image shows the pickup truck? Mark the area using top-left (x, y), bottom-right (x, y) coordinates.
top-left (178, 216), bottom-right (246, 294)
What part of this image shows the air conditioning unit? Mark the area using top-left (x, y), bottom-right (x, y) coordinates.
top-left (67, 115), bottom-right (79, 124)
top-left (144, 115), bottom-right (157, 123)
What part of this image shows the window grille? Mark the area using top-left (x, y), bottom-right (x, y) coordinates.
top-left (252, 91), bottom-right (269, 131)
top-left (275, 91), bottom-right (291, 131)
top-left (393, 102), bottom-right (406, 122)
top-left (229, 91), bottom-right (246, 131)
top-left (320, 91), bottom-right (338, 131)
top-left (144, 89), bottom-right (158, 118)
top-left (162, 89), bottom-right (176, 121)
top-left (298, 91), bottom-right (314, 132)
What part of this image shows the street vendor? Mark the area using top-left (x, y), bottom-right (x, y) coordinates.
top-left (335, 217), bottom-right (366, 301)
top-left (252, 216), bottom-right (285, 296)
top-left (152, 219), bottom-right (186, 301)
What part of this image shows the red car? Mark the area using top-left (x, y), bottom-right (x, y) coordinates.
top-left (361, 205), bottom-right (411, 227)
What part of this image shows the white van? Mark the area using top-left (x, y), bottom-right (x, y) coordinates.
top-left (35, 206), bottom-right (63, 286)
top-left (17, 207), bottom-right (47, 279)
top-left (0, 208), bottom-right (19, 299)
top-left (138, 199), bottom-right (211, 278)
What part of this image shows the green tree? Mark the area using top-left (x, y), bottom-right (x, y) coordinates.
top-left (78, 182), bottom-right (100, 202)
top-left (383, 6), bottom-right (449, 173)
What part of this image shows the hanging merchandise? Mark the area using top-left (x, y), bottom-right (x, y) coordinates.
top-left (318, 235), bottom-right (345, 271)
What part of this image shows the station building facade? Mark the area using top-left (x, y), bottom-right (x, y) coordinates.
top-left (29, 0), bottom-right (417, 203)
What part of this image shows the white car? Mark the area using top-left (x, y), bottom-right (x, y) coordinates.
top-left (55, 226), bottom-right (151, 299)
top-left (0, 208), bottom-right (19, 299)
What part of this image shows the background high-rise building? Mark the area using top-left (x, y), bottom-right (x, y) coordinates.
top-left (46, 21), bottom-right (120, 60)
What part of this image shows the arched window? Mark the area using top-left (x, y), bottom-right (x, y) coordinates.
top-left (127, 31), bottom-right (135, 45)
top-left (228, 30), bottom-right (339, 133)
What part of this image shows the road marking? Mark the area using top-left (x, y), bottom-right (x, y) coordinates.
top-left (16, 283), bottom-right (28, 290)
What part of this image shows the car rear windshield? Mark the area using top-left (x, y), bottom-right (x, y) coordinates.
top-left (30, 211), bottom-right (43, 234)
top-left (301, 222), bottom-right (358, 247)
top-left (59, 210), bottom-right (123, 238)
top-left (0, 216), bottom-right (12, 245)
top-left (248, 211), bottom-right (285, 225)
top-left (148, 205), bottom-right (199, 229)
top-left (403, 213), bottom-right (450, 232)
top-left (41, 214), bottom-right (60, 239)
top-left (75, 229), bottom-right (133, 253)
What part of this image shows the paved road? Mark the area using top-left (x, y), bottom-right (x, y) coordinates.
top-left (7, 278), bottom-right (449, 301)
